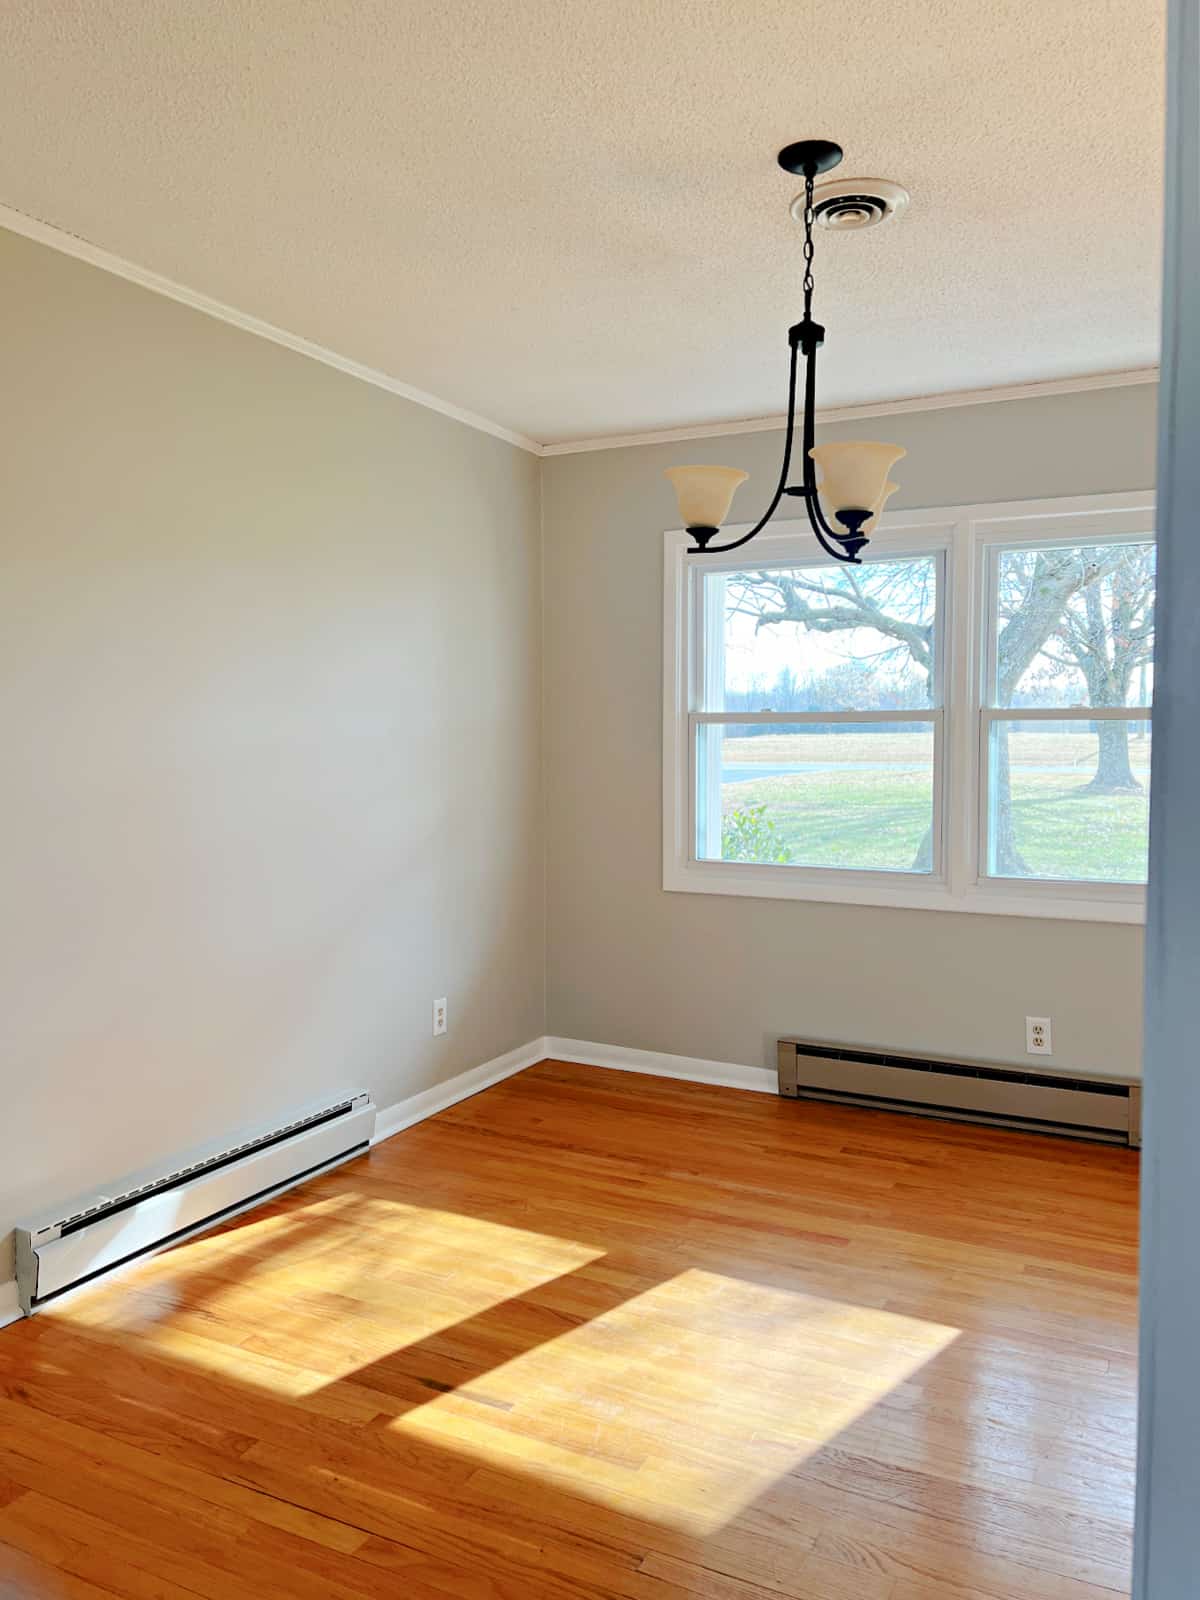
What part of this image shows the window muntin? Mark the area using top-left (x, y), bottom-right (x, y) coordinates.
top-left (981, 538), bottom-right (1155, 886)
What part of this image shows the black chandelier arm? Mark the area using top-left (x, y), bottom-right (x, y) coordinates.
top-left (802, 484), bottom-right (860, 564)
top-left (798, 340), bottom-right (863, 563)
top-left (684, 338), bottom-right (800, 556)
top-left (685, 332), bottom-right (863, 563)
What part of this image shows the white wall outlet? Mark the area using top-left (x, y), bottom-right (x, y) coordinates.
top-left (1026, 1016), bottom-right (1052, 1055)
top-left (433, 997), bottom-right (448, 1037)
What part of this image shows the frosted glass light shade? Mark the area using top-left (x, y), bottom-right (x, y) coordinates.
top-left (863, 479), bottom-right (900, 534)
top-left (664, 465), bottom-right (749, 529)
top-left (809, 441), bottom-right (906, 515)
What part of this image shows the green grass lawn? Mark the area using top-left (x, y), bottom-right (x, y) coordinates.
top-left (1003, 775), bottom-right (1149, 881)
top-left (716, 732), bottom-right (1150, 881)
top-left (721, 768), bottom-right (932, 872)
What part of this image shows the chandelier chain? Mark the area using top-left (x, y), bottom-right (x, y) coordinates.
top-left (802, 171), bottom-right (815, 317)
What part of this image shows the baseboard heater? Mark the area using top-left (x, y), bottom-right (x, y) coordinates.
top-left (14, 1091), bottom-right (376, 1317)
top-left (777, 1038), bottom-right (1140, 1147)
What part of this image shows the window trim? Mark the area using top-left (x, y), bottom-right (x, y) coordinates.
top-left (663, 490), bottom-right (1154, 922)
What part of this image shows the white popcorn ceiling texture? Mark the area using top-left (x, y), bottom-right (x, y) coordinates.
top-left (0, 1), bottom-right (1165, 445)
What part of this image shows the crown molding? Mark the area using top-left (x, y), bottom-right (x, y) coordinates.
top-left (539, 367), bottom-right (1160, 456)
top-left (0, 202), bottom-right (543, 455)
top-left (1, 202), bottom-right (1158, 461)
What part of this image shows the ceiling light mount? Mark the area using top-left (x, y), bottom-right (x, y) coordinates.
top-left (776, 139), bottom-right (844, 178)
top-left (795, 177), bottom-right (910, 232)
top-left (665, 139), bottom-right (907, 564)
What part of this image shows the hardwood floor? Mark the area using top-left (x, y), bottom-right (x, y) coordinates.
top-left (0, 1060), bottom-right (1139, 1599)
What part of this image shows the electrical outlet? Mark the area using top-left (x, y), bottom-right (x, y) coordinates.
top-left (433, 997), bottom-right (448, 1037)
top-left (1025, 1016), bottom-right (1052, 1055)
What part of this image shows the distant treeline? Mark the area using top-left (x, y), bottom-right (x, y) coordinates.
top-left (722, 666), bottom-right (1150, 736)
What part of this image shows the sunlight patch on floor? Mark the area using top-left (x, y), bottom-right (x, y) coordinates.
top-left (42, 1198), bottom-right (960, 1534)
top-left (47, 1197), bottom-right (603, 1376)
top-left (388, 1268), bottom-right (960, 1535)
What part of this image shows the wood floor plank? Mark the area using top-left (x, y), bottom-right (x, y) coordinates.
top-left (0, 1060), bottom-right (1138, 1598)
top-left (812, 1511), bottom-right (1127, 1600)
top-left (0, 1536), bottom-right (127, 1600)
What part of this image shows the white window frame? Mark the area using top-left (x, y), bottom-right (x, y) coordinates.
top-left (663, 490), bottom-right (1154, 923)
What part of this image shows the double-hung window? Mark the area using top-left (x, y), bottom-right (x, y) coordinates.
top-left (981, 536), bottom-right (1154, 889)
top-left (664, 491), bottom-right (1154, 921)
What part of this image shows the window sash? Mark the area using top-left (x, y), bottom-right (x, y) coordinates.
top-left (980, 535), bottom-right (1155, 712)
top-left (690, 709), bottom-right (945, 877)
top-left (977, 531), bottom-right (1154, 890)
top-left (977, 715), bottom-right (1152, 887)
top-left (694, 549), bottom-right (946, 718)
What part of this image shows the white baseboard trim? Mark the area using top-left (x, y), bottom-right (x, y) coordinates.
top-left (0, 1038), bottom-right (548, 1330)
top-left (546, 1036), bottom-right (775, 1095)
top-left (0, 1036), bottom-right (765, 1326)
top-left (0, 1280), bottom-right (21, 1330)
top-left (372, 1037), bottom-right (549, 1145)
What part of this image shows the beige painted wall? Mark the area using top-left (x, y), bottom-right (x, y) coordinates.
top-left (0, 229), bottom-right (544, 1286)
top-left (542, 383), bottom-right (1156, 1078)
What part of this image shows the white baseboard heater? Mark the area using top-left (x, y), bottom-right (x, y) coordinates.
top-left (15, 1091), bottom-right (376, 1317)
top-left (777, 1038), bottom-right (1140, 1147)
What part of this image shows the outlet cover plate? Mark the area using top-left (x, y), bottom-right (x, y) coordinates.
top-left (1025, 1016), bottom-right (1053, 1055)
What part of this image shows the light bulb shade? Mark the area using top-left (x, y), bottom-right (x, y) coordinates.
top-left (863, 479), bottom-right (900, 534)
top-left (809, 441), bottom-right (906, 516)
top-left (664, 465), bottom-right (749, 530)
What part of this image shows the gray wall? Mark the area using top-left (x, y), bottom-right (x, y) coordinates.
top-left (0, 229), bottom-right (545, 1287)
top-left (543, 382), bottom-right (1157, 1077)
top-left (1135, 1), bottom-right (1200, 1591)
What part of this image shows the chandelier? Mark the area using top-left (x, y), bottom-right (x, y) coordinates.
top-left (665, 140), bottom-right (906, 563)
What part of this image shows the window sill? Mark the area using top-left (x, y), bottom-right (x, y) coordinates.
top-left (663, 859), bottom-right (1146, 924)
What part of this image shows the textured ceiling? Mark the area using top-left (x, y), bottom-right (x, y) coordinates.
top-left (0, 1), bottom-right (1165, 445)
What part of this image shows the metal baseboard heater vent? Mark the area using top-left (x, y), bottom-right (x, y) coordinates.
top-left (778, 1039), bottom-right (1140, 1147)
top-left (15, 1092), bottom-right (376, 1316)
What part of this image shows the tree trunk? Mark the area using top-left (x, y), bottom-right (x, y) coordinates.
top-left (1080, 720), bottom-right (1143, 794)
top-left (908, 724), bottom-right (1030, 874)
top-left (990, 724), bottom-right (1030, 876)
